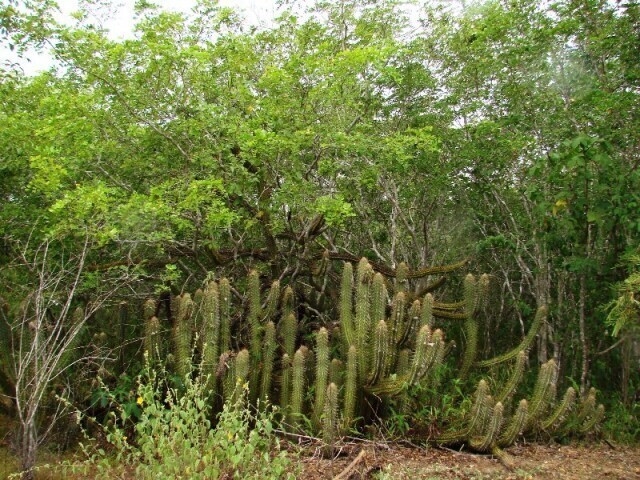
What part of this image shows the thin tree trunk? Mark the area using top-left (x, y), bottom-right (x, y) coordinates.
top-left (21, 417), bottom-right (37, 480)
top-left (579, 273), bottom-right (589, 395)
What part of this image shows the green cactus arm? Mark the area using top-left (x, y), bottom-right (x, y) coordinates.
top-left (421, 294), bottom-right (434, 329)
top-left (260, 321), bottom-right (277, 403)
top-left (464, 274), bottom-right (478, 317)
top-left (398, 299), bottom-right (421, 348)
top-left (262, 280), bottom-right (281, 322)
top-left (173, 294), bottom-right (194, 378)
top-left (433, 300), bottom-right (465, 311)
top-left (280, 353), bottom-right (292, 412)
top-left (365, 376), bottom-right (408, 397)
top-left (470, 402), bottom-right (504, 452)
top-left (395, 262), bottom-right (409, 293)
top-left (330, 358), bottom-right (344, 388)
top-left (476, 306), bottom-right (547, 368)
top-left (313, 328), bottom-right (330, 429)
top-left (577, 388), bottom-right (597, 423)
top-left (368, 320), bottom-right (389, 386)
top-left (495, 350), bottom-right (527, 403)
top-left (281, 286), bottom-right (295, 322)
top-left (467, 380), bottom-right (490, 437)
top-left (219, 278), bottom-right (232, 353)
top-left (370, 273), bottom-right (387, 327)
top-left (433, 310), bottom-right (467, 320)
top-left (408, 325), bottom-right (431, 384)
top-left (460, 316), bottom-right (478, 378)
top-left (355, 259), bottom-right (372, 380)
top-left (343, 345), bottom-right (358, 430)
top-left (202, 281), bottom-right (220, 388)
top-left (289, 347), bottom-right (307, 425)
top-left (526, 359), bottom-right (558, 428)
top-left (322, 383), bottom-right (339, 457)
top-left (497, 399), bottom-right (528, 447)
top-left (542, 387), bottom-right (576, 432)
top-left (388, 292), bottom-right (406, 363)
top-left (340, 262), bottom-right (355, 347)
top-left (407, 258), bottom-right (469, 278)
top-left (578, 404), bottom-right (605, 434)
top-left (279, 312), bottom-right (297, 359)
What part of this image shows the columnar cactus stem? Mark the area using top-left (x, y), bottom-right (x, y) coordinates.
top-left (421, 293), bottom-right (434, 329)
top-left (395, 262), bottom-right (409, 293)
top-left (343, 345), bottom-right (358, 429)
top-left (496, 350), bottom-right (526, 403)
top-left (498, 399), bottom-right (528, 447)
top-left (173, 293), bottom-right (194, 378)
top-left (279, 313), bottom-right (297, 359)
top-left (202, 281), bottom-right (220, 392)
top-left (313, 328), bottom-right (330, 429)
top-left (260, 321), bottom-right (277, 402)
top-left (340, 262), bottom-right (355, 347)
top-left (370, 272), bottom-right (387, 327)
top-left (219, 278), bottom-right (232, 353)
top-left (280, 353), bottom-right (292, 411)
top-left (263, 280), bottom-right (281, 322)
top-left (330, 358), bottom-right (343, 388)
top-left (290, 347), bottom-right (307, 426)
top-left (542, 387), bottom-right (576, 431)
top-left (322, 383), bottom-right (339, 457)
top-left (470, 402), bottom-right (504, 452)
top-left (355, 259), bottom-right (372, 380)
top-left (368, 320), bottom-right (388, 385)
top-left (527, 359), bottom-right (558, 428)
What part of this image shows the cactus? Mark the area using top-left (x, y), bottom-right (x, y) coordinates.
top-left (370, 273), bottom-right (387, 327)
top-left (172, 294), bottom-right (194, 378)
top-left (461, 274), bottom-right (479, 377)
top-left (279, 313), bottom-right (297, 359)
top-left (496, 350), bottom-right (526, 403)
top-left (421, 293), bottom-right (434, 328)
top-left (526, 359), bottom-right (558, 429)
top-left (343, 345), bottom-right (358, 429)
top-left (477, 306), bottom-right (546, 368)
top-left (280, 353), bottom-right (292, 411)
top-left (143, 299), bottom-right (159, 362)
top-left (219, 278), bottom-right (232, 353)
top-left (470, 401), bottom-right (503, 452)
top-left (578, 404), bottom-right (605, 434)
top-left (498, 399), bottom-right (528, 447)
top-left (322, 383), bottom-right (339, 457)
top-left (368, 320), bottom-right (388, 385)
top-left (313, 328), bottom-right (330, 429)
top-left (542, 387), bottom-right (576, 431)
top-left (201, 281), bottom-right (220, 392)
top-left (260, 321), bottom-right (277, 402)
top-left (355, 259), bottom-right (372, 380)
top-left (395, 262), bottom-right (409, 293)
top-left (290, 347), bottom-right (306, 425)
top-left (330, 358), bottom-right (343, 388)
top-left (340, 262), bottom-right (355, 347)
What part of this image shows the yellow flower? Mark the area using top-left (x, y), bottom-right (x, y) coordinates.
top-left (137, 396), bottom-right (144, 406)
top-left (227, 432), bottom-right (233, 441)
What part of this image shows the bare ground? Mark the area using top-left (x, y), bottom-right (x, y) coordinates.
top-left (298, 443), bottom-right (640, 479)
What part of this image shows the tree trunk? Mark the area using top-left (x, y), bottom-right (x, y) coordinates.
top-left (579, 273), bottom-right (589, 395)
top-left (20, 417), bottom-right (37, 480)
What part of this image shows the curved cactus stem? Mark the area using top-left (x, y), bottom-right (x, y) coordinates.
top-left (496, 350), bottom-right (527, 403)
top-left (542, 387), bottom-right (576, 432)
top-left (578, 404), bottom-right (605, 434)
top-left (477, 306), bottom-right (546, 368)
top-left (470, 402), bottom-right (504, 452)
top-left (526, 359), bottom-right (558, 429)
top-left (365, 376), bottom-right (408, 397)
top-left (498, 399), bottom-right (528, 447)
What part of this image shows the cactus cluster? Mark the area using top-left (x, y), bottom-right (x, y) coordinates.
top-left (437, 357), bottom-right (605, 454)
top-left (140, 258), bottom-right (603, 452)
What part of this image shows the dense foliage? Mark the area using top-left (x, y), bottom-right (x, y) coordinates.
top-left (0, 0), bottom-right (638, 475)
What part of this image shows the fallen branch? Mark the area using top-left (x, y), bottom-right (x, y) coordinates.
top-left (334, 449), bottom-right (367, 480)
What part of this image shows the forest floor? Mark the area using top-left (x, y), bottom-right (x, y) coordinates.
top-left (299, 442), bottom-right (640, 479)
top-left (1, 440), bottom-right (639, 479)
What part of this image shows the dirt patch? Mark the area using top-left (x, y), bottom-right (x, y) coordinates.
top-left (298, 443), bottom-right (640, 479)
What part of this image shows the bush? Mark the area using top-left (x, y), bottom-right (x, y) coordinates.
top-left (69, 362), bottom-right (296, 479)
